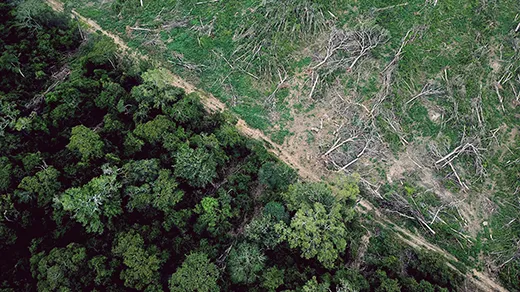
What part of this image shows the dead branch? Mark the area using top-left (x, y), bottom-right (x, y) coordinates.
top-left (312, 28), bottom-right (356, 70)
top-left (372, 2), bottom-right (409, 13)
top-left (371, 63), bottom-right (394, 115)
top-left (450, 227), bottom-right (473, 243)
top-left (382, 28), bottom-right (414, 73)
top-left (336, 139), bottom-right (369, 171)
top-left (409, 195), bottom-right (436, 235)
top-left (489, 126), bottom-right (503, 146)
top-left (26, 66), bottom-right (70, 109)
top-left (193, 16), bottom-right (216, 36)
top-left (348, 29), bottom-right (388, 70)
top-left (308, 71), bottom-right (320, 99)
top-left (384, 191), bottom-right (436, 235)
top-left (129, 26), bottom-right (156, 32)
top-left (510, 76), bottom-right (520, 101)
top-left (373, 27), bottom-right (423, 115)
top-left (494, 83), bottom-right (506, 112)
top-left (435, 143), bottom-right (476, 167)
top-left (498, 242), bottom-right (520, 268)
top-left (385, 209), bottom-right (415, 219)
top-left (429, 205), bottom-right (445, 224)
top-left (435, 143), bottom-right (479, 167)
top-left (433, 138), bottom-right (486, 180)
top-left (265, 68), bottom-right (288, 106)
top-left (382, 109), bottom-right (409, 145)
top-left (359, 177), bottom-right (384, 199)
top-left (313, 26), bottom-right (387, 72)
top-left (406, 82), bottom-right (444, 105)
top-left (77, 21), bottom-right (85, 40)
top-left (168, 56), bottom-right (203, 72)
top-left (449, 162), bottom-right (469, 190)
top-left (4, 210), bottom-right (15, 222)
top-left (418, 218), bottom-right (436, 234)
top-left (196, 0), bottom-right (218, 4)
top-left (472, 82), bottom-right (484, 128)
top-left (161, 19), bottom-right (189, 30)
top-left (322, 135), bottom-right (358, 157)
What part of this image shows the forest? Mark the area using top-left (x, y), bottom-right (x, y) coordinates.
top-left (0, 0), bottom-right (518, 291)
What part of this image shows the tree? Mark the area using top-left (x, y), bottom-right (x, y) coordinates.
top-left (21, 152), bottom-right (42, 172)
top-left (67, 125), bottom-right (104, 161)
top-left (112, 230), bottom-right (162, 290)
top-left (95, 81), bottom-right (125, 109)
top-left (302, 276), bottom-right (330, 292)
top-left (191, 133), bottom-right (228, 166)
top-left (57, 165), bottom-right (122, 233)
top-left (124, 169), bottom-right (184, 213)
top-left (0, 194), bottom-right (17, 248)
top-left (277, 202), bottom-right (348, 268)
top-left (14, 0), bottom-right (54, 30)
top-left (130, 68), bottom-right (184, 119)
top-left (194, 192), bottom-right (233, 236)
top-left (263, 201), bottom-right (289, 222)
top-left (169, 252), bottom-right (220, 292)
top-left (330, 174), bottom-right (359, 202)
top-left (124, 184), bottom-right (153, 212)
top-left (88, 256), bottom-right (114, 286)
top-left (245, 215), bottom-right (281, 249)
top-left (411, 250), bottom-right (464, 288)
top-left (122, 159), bottom-right (160, 184)
top-left (30, 243), bottom-right (88, 292)
top-left (168, 93), bottom-right (204, 125)
top-left (123, 132), bottom-right (145, 155)
top-left (174, 144), bottom-right (217, 187)
top-left (262, 267), bottom-right (284, 291)
top-left (333, 268), bottom-right (369, 292)
top-left (17, 166), bottom-right (61, 206)
top-left (0, 157), bottom-right (11, 192)
top-left (282, 182), bottom-right (337, 212)
top-left (133, 115), bottom-right (172, 144)
top-left (215, 124), bottom-right (243, 148)
top-left (227, 242), bottom-right (266, 284)
top-left (258, 161), bottom-right (297, 192)
top-left (162, 126), bottom-right (188, 152)
top-left (374, 270), bottom-right (401, 292)
top-left (152, 169), bottom-right (184, 211)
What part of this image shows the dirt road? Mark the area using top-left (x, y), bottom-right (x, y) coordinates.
top-left (43, 1), bottom-right (508, 291)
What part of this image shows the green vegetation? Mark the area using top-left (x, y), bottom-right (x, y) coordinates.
top-left (169, 252), bottom-right (220, 292)
top-left (2, 0), bottom-right (519, 291)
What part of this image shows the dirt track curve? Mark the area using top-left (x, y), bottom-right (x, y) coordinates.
top-left (44, 1), bottom-right (508, 291)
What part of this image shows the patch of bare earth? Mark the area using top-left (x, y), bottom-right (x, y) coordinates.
top-left (281, 97), bottom-right (329, 179)
top-left (46, 0), bottom-right (63, 12)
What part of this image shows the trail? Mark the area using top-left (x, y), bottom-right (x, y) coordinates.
top-left (44, 1), bottom-right (508, 291)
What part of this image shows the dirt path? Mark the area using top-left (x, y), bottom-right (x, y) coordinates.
top-left (44, 2), bottom-right (508, 291)
top-left (391, 221), bottom-right (507, 292)
top-left (46, 0), bottom-right (63, 12)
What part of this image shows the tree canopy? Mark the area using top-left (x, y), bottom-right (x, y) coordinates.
top-left (169, 252), bottom-right (220, 292)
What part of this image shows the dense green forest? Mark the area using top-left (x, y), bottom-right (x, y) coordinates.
top-left (0, 1), bottom-right (495, 291)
